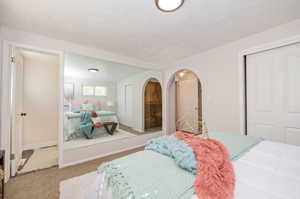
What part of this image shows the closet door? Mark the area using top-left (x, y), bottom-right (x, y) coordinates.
top-left (124, 84), bottom-right (134, 127)
top-left (247, 43), bottom-right (300, 146)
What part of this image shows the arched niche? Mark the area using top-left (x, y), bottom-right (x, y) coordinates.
top-left (165, 69), bottom-right (203, 134)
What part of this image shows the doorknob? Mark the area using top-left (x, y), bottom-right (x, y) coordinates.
top-left (20, 113), bottom-right (27, 116)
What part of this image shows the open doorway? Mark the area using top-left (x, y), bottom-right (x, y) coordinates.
top-left (10, 47), bottom-right (60, 175)
top-left (167, 69), bottom-right (202, 134)
top-left (144, 78), bottom-right (162, 132)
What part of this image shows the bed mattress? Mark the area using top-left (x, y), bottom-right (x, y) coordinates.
top-left (64, 111), bottom-right (117, 119)
top-left (86, 140), bottom-right (300, 199)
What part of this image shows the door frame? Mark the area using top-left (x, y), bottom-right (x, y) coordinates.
top-left (238, 35), bottom-right (300, 136)
top-left (1, 41), bottom-right (64, 182)
top-left (9, 47), bottom-right (25, 177)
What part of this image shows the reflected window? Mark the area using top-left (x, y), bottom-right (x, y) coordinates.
top-left (95, 86), bottom-right (107, 96)
top-left (82, 86), bottom-right (94, 96)
top-left (82, 86), bottom-right (107, 96)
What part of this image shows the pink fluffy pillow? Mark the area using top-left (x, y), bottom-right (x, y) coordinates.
top-left (71, 99), bottom-right (88, 106)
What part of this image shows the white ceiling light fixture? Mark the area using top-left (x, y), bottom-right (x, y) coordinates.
top-left (179, 71), bottom-right (185, 77)
top-left (88, 68), bottom-right (99, 73)
top-left (155, 0), bottom-right (185, 13)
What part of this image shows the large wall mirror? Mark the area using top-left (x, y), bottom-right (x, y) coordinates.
top-left (63, 53), bottom-right (163, 146)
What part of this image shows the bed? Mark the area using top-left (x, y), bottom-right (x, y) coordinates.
top-left (85, 132), bottom-right (300, 199)
top-left (64, 110), bottom-right (119, 141)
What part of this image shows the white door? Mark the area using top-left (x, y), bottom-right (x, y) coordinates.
top-left (22, 51), bottom-right (59, 148)
top-left (247, 42), bottom-right (300, 146)
top-left (124, 84), bottom-right (134, 127)
top-left (10, 47), bottom-right (24, 176)
top-left (176, 79), bottom-right (199, 132)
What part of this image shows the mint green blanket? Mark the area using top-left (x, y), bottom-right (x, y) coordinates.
top-left (206, 132), bottom-right (263, 161)
top-left (98, 132), bottom-right (262, 199)
top-left (65, 110), bottom-right (116, 119)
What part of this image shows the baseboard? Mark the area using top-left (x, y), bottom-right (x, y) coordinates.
top-left (23, 141), bottom-right (58, 151)
top-left (132, 128), bottom-right (144, 133)
top-left (61, 143), bottom-right (146, 168)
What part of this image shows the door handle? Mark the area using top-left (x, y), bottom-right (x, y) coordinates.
top-left (20, 113), bottom-right (27, 117)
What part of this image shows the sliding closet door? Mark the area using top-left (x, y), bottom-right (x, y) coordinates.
top-left (247, 43), bottom-right (300, 146)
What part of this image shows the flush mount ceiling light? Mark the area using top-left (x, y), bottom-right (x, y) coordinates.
top-left (88, 68), bottom-right (99, 73)
top-left (155, 0), bottom-right (184, 12)
top-left (179, 71), bottom-right (185, 77)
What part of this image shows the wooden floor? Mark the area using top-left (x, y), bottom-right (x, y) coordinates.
top-left (5, 147), bottom-right (143, 199)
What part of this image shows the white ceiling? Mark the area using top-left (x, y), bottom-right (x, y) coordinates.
top-left (64, 53), bottom-right (146, 82)
top-left (1, 0), bottom-right (300, 66)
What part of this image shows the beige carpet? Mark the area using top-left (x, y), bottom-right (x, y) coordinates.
top-left (59, 172), bottom-right (96, 199)
top-left (5, 147), bottom-right (143, 199)
top-left (18, 146), bottom-right (58, 174)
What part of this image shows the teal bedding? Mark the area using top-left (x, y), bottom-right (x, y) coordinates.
top-left (207, 132), bottom-right (263, 161)
top-left (99, 150), bottom-right (195, 199)
top-left (98, 132), bottom-right (263, 199)
top-left (145, 135), bottom-right (197, 174)
top-left (79, 112), bottom-right (94, 139)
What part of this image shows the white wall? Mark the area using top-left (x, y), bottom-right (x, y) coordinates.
top-left (0, 26), bottom-right (164, 172)
top-left (0, 26), bottom-right (3, 147)
top-left (0, 26), bottom-right (158, 69)
top-left (63, 131), bottom-right (162, 167)
top-left (164, 19), bottom-right (300, 134)
top-left (117, 71), bottom-right (163, 132)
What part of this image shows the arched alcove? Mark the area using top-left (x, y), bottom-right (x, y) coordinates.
top-left (166, 69), bottom-right (202, 134)
top-left (143, 78), bottom-right (162, 132)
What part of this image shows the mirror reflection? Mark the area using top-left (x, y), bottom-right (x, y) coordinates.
top-left (63, 53), bottom-right (162, 144)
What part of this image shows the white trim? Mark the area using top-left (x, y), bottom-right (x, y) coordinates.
top-left (22, 141), bottom-right (58, 151)
top-left (132, 127), bottom-right (144, 133)
top-left (62, 143), bottom-right (146, 168)
top-left (238, 35), bottom-right (300, 135)
top-left (240, 35), bottom-right (300, 56)
top-left (1, 41), bottom-right (12, 182)
top-left (1, 40), bottom-right (64, 182)
top-left (58, 50), bottom-right (64, 169)
top-left (62, 131), bottom-right (162, 167)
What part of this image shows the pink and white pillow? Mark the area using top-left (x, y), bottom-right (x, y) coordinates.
top-left (70, 99), bottom-right (102, 112)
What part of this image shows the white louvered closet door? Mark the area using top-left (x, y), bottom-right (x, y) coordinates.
top-left (247, 42), bottom-right (300, 146)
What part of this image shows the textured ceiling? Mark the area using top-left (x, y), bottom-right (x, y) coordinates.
top-left (1, 0), bottom-right (300, 66)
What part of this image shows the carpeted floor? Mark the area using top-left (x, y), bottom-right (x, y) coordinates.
top-left (18, 146), bottom-right (58, 174)
top-left (5, 147), bottom-right (143, 199)
top-left (119, 124), bottom-right (162, 135)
